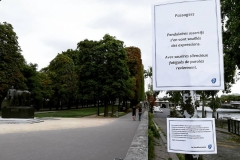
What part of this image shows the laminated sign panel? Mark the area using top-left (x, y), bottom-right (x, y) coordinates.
top-left (152, 0), bottom-right (224, 90)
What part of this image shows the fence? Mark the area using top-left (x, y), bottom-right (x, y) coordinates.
top-left (228, 119), bottom-right (240, 135)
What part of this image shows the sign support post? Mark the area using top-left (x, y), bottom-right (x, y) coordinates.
top-left (183, 90), bottom-right (199, 160)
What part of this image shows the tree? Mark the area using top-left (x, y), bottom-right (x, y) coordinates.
top-left (139, 65), bottom-right (145, 101)
top-left (34, 71), bottom-right (54, 110)
top-left (144, 66), bottom-right (160, 113)
top-left (167, 91), bottom-right (182, 108)
top-left (0, 22), bottom-right (26, 105)
top-left (21, 63), bottom-right (38, 91)
top-left (78, 34), bottom-right (131, 116)
top-left (62, 49), bottom-right (81, 108)
top-left (209, 96), bottom-right (221, 118)
top-left (98, 34), bottom-right (131, 116)
top-left (48, 54), bottom-right (78, 109)
top-left (220, 94), bottom-right (240, 103)
top-left (62, 49), bottom-right (79, 66)
top-left (221, 0), bottom-right (240, 92)
top-left (126, 46), bottom-right (144, 106)
top-left (22, 64), bottom-right (54, 110)
top-left (197, 91), bottom-right (208, 118)
top-left (77, 39), bottom-right (100, 109)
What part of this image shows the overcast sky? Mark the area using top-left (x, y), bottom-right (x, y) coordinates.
top-left (0, 0), bottom-right (239, 95)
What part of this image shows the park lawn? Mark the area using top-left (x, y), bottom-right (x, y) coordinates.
top-left (34, 105), bottom-right (125, 118)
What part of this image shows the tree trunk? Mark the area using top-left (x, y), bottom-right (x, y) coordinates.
top-left (202, 97), bottom-right (205, 118)
top-left (211, 93), bottom-right (215, 118)
top-left (75, 99), bottom-right (78, 109)
top-left (118, 97), bottom-right (120, 112)
top-left (97, 99), bottom-right (100, 116)
top-left (104, 100), bottom-right (108, 117)
top-left (67, 99), bottom-right (71, 110)
top-left (111, 103), bottom-right (114, 116)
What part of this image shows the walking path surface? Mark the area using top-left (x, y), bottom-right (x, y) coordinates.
top-left (153, 108), bottom-right (240, 160)
top-left (2, 108), bottom-right (239, 160)
top-left (0, 113), bottom-right (141, 160)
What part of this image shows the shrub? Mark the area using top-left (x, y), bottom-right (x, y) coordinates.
top-left (148, 112), bottom-right (160, 138)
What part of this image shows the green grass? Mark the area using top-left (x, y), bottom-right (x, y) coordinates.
top-left (229, 134), bottom-right (240, 143)
top-left (34, 106), bottom-right (125, 118)
top-left (35, 108), bottom-right (102, 118)
top-left (177, 154), bottom-right (185, 160)
top-left (148, 112), bottom-right (160, 160)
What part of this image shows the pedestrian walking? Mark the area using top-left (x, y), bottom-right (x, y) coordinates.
top-left (138, 106), bottom-right (142, 121)
top-left (132, 106), bottom-right (136, 121)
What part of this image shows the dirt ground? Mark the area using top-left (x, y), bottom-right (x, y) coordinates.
top-left (202, 130), bottom-right (240, 160)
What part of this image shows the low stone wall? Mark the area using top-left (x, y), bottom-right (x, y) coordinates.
top-left (124, 110), bottom-right (148, 160)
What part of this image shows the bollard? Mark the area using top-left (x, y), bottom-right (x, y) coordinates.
top-left (116, 111), bottom-right (118, 118)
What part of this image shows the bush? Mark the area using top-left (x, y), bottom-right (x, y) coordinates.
top-left (148, 112), bottom-right (160, 138)
top-left (170, 109), bottom-right (177, 117)
top-left (148, 112), bottom-right (160, 160)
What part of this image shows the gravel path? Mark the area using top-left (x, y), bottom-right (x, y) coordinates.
top-left (0, 116), bottom-right (115, 134)
top-left (0, 113), bottom-right (140, 160)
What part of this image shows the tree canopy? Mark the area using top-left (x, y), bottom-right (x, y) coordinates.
top-left (126, 46), bottom-right (145, 104)
top-left (0, 22), bottom-right (26, 103)
top-left (47, 53), bottom-right (78, 109)
top-left (77, 34), bottom-right (134, 116)
top-left (221, 0), bottom-right (240, 92)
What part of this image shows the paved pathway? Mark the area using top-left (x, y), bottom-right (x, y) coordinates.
top-left (0, 113), bottom-right (140, 160)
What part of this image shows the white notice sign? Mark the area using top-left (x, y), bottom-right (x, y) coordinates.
top-left (167, 118), bottom-right (217, 154)
top-left (152, 0), bottom-right (224, 90)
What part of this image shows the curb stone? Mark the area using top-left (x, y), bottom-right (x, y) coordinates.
top-left (124, 110), bottom-right (148, 160)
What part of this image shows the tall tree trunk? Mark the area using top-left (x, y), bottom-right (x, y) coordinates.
top-left (97, 99), bottom-right (100, 116)
top-left (75, 99), bottom-right (78, 109)
top-left (212, 93), bottom-right (215, 118)
top-left (202, 93), bottom-right (206, 118)
top-left (104, 99), bottom-right (108, 117)
top-left (202, 98), bottom-right (205, 118)
top-left (118, 97), bottom-right (120, 112)
top-left (111, 101), bottom-right (114, 116)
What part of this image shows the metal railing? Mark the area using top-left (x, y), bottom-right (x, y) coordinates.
top-left (228, 119), bottom-right (240, 135)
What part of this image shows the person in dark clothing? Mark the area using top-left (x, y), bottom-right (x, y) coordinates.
top-left (132, 106), bottom-right (136, 121)
top-left (138, 106), bottom-right (142, 121)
